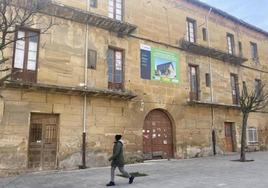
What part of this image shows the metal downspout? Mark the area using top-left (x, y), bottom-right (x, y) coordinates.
top-left (205, 8), bottom-right (216, 155)
top-left (81, 0), bottom-right (90, 169)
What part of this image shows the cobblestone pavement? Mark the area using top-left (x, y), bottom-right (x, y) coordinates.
top-left (1, 152), bottom-right (268, 188)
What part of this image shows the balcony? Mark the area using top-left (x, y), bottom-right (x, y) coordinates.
top-left (180, 39), bottom-right (248, 64)
top-left (187, 100), bottom-right (241, 110)
top-left (3, 80), bottom-right (136, 100)
top-left (36, 0), bottom-right (137, 36)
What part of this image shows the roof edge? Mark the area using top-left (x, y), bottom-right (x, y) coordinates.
top-left (186, 0), bottom-right (268, 38)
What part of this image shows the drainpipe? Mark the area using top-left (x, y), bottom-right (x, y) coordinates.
top-left (205, 8), bottom-right (216, 155)
top-left (81, 0), bottom-right (90, 169)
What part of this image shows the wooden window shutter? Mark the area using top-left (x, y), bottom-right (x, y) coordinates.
top-left (87, 49), bottom-right (97, 69)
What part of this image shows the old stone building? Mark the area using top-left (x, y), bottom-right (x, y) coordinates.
top-left (0, 0), bottom-right (268, 175)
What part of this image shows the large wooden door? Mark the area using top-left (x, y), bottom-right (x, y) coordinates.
top-left (143, 110), bottom-right (173, 159)
top-left (224, 122), bottom-right (234, 152)
top-left (28, 114), bottom-right (58, 170)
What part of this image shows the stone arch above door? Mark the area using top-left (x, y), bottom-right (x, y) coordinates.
top-left (143, 109), bottom-right (174, 159)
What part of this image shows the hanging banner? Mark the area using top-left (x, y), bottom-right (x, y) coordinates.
top-left (140, 44), bottom-right (151, 80)
top-left (140, 44), bottom-right (179, 83)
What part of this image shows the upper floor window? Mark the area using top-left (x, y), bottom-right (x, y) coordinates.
top-left (254, 79), bottom-right (261, 97)
top-left (202, 28), bottom-right (207, 41)
top-left (247, 127), bottom-right (258, 144)
top-left (107, 47), bottom-right (124, 90)
top-left (108, 0), bottom-right (123, 21)
top-left (12, 28), bottom-right (40, 83)
top-left (250, 42), bottom-right (258, 60)
top-left (90, 0), bottom-right (97, 8)
top-left (189, 65), bottom-right (199, 101)
top-left (230, 74), bottom-right (239, 105)
top-left (186, 18), bottom-right (196, 43)
top-left (238, 41), bottom-right (243, 57)
top-left (227, 33), bottom-right (235, 55)
top-left (87, 49), bottom-right (97, 69)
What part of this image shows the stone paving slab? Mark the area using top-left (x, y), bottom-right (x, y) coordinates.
top-left (1, 152), bottom-right (268, 188)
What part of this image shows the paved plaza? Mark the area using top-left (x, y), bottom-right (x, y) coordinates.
top-left (1, 152), bottom-right (268, 188)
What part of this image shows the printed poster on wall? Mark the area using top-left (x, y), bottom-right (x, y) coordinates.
top-left (140, 44), bottom-right (179, 83)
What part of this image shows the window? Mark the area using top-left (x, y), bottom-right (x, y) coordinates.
top-left (205, 73), bottom-right (211, 87)
top-left (12, 28), bottom-right (39, 83)
top-left (238, 41), bottom-right (243, 57)
top-left (250, 42), bottom-right (258, 60)
top-left (247, 127), bottom-right (258, 144)
top-left (230, 74), bottom-right (239, 104)
top-left (87, 49), bottom-right (97, 69)
top-left (227, 33), bottom-right (235, 55)
top-left (189, 65), bottom-right (199, 100)
top-left (202, 28), bottom-right (207, 41)
top-left (90, 0), bottom-right (97, 8)
top-left (107, 48), bottom-right (124, 90)
top-left (255, 79), bottom-right (261, 97)
top-left (108, 0), bottom-right (123, 21)
top-left (186, 18), bottom-right (196, 43)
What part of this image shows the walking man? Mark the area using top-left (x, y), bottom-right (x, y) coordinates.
top-left (106, 134), bottom-right (134, 186)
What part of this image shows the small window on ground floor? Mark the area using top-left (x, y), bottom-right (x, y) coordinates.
top-left (247, 127), bottom-right (258, 145)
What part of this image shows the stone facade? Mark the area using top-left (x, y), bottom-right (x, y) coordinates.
top-left (0, 0), bottom-right (268, 175)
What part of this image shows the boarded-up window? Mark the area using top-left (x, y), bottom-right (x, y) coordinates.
top-left (87, 49), bottom-right (97, 69)
top-left (250, 42), bottom-right (258, 60)
top-left (205, 73), bottom-right (210, 87)
top-left (202, 28), bottom-right (207, 41)
top-left (238, 41), bottom-right (243, 57)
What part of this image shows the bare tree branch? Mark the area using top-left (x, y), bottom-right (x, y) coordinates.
top-left (0, 0), bottom-right (55, 84)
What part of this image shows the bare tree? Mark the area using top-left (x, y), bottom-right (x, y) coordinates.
top-left (239, 81), bottom-right (268, 162)
top-left (0, 0), bottom-right (53, 83)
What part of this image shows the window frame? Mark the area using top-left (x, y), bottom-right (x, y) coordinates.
top-left (202, 28), bottom-right (207, 41)
top-left (205, 73), bottom-right (211, 87)
top-left (12, 27), bottom-right (40, 83)
top-left (108, 0), bottom-right (124, 21)
top-left (227, 33), bottom-right (235, 55)
top-left (107, 46), bottom-right (125, 90)
top-left (189, 64), bottom-right (199, 101)
top-left (90, 0), bottom-right (98, 8)
top-left (254, 79), bottom-right (261, 97)
top-left (250, 42), bottom-right (258, 60)
top-left (247, 127), bottom-right (258, 145)
top-left (186, 17), bottom-right (197, 43)
top-left (230, 73), bottom-right (239, 105)
top-left (238, 41), bottom-right (243, 57)
top-left (87, 49), bottom-right (97, 70)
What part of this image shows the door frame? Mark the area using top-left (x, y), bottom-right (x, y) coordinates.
top-left (27, 113), bottom-right (60, 170)
top-left (224, 122), bottom-right (236, 152)
top-left (143, 109), bottom-right (176, 159)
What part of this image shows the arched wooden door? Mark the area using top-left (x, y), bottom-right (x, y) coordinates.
top-left (143, 110), bottom-right (173, 159)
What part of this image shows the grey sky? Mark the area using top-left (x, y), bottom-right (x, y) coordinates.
top-left (199, 0), bottom-right (268, 32)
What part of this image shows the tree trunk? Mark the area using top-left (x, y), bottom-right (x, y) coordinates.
top-left (240, 113), bottom-right (249, 162)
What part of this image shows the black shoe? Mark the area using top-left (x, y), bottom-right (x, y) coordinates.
top-left (106, 181), bottom-right (115, 186)
top-left (129, 176), bottom-right (135, 184)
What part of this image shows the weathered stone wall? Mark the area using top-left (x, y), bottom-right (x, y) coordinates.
top-left (0, 0), bottom-right (268, 174)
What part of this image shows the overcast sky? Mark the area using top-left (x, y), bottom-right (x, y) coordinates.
top-left (199, 0), bottom-right (268, 32)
